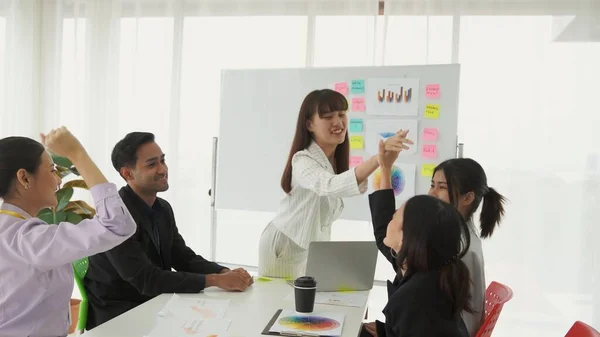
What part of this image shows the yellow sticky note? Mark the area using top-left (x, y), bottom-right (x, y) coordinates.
top-left (336, 286), bottom-right (356, 293)
top-left (350, 135), bottom-right (364, 149)
top-left (256, 276), bottom-right (273, 282)
top-left (424, 104), bottom-right (440, 119)
top-left (421, 164), bottom-right (436, 177)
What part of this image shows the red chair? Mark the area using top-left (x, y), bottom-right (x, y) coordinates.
top-left (565, 321), bottom-right (600, 337)
top-left (475, 281), bottom-right (514, 337)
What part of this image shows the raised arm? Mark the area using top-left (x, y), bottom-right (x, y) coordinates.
top-left (292, 152), bottom-right (370, 197)
top-left (13, 127), bottom-right (137, 270)
top-left (15, 183), bottom-right (136, 270)
top-left (369, 189), bottom-right (397, 268)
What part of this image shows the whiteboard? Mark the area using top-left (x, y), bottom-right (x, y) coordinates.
top-left (216, 65), bottom-right (460, 221)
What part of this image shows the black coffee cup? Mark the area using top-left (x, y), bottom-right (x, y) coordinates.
top-left (294, 276), bottom-right (317, 313)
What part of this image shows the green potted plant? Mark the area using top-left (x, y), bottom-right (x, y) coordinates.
top-left (37, 155), bottom-right (96, 224)
top-left (36, 154), bottom-right (96, 334)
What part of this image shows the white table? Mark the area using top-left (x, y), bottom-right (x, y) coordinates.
top-left (83, 278), bottom-right (369, 337)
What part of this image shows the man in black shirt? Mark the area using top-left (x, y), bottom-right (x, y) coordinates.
top-left (84, 132), bottom-right (253, 330)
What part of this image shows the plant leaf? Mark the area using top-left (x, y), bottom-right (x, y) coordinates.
top-left (63, 200), bottom-right (95, 217)
top-left (63, 180), bottom-right (88, 189)
top-left (53, 211), bottom-right (68, 223)
top-left (66, 212), bottom-right (84, 224)
top-left (52, 155), bottom-right (73, 168)
top-left (37, 208), bottom-right (53, 217)
top-left (39, 211), bottom-right (55, 224)
top-left (56, 166), bottom-right (72, 179)
top-left (55, 187), bottom-right (74, 211)
top-left (69, 167), bottom-right (80, 176)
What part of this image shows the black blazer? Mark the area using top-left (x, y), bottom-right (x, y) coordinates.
top-left (368, 189), bottom-right (468, 337)
top-left (380, 271), bottom-right (470, 337)
top-left (84, 186), bottom-right (226, 329)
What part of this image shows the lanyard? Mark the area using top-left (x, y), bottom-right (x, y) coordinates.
top-left (0, 210), bottom-right (26, 220)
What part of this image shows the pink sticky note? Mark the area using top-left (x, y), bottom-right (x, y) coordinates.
top-left (334, 82), bottom-right (349, 96)
top-left (425, 84), bottom-right (440, 99)
top-left (351, 97), bottom-right (365, 112)
top-left (350, 156), bottom-right (363, 167)
top-left (422, 144), bottom-right (437, 159)
top-left (422, 128), bottom-right (439, 141)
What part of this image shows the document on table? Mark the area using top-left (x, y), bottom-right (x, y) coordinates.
top-left (157, 293), bottom-right (229, 319)
top-left (285, 291), bottom-right (369, 308)
top-left (147, 316), bottom-right (231, 337)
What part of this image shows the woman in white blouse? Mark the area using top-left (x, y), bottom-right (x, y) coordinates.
top-left (258, 89), bottom-right (411, 279)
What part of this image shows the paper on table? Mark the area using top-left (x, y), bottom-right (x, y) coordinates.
top-left (158, 294), bottom-right (229, 319)
top-left (269, 309), bottom-right (345, 337)
top-left (147, 316), bottom-right (231, 337)
top-left (284, 291), bottom-right (368, 308)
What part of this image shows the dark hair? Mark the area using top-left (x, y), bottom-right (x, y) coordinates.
top-left (281, 89), bottom-right (349, 194)
top-left (0, 137), bottom-right (46, 198)
top-left (111, 132), bottom-right (155, 176)
top-left (397, 195), bottom-right (473, 315)
top-left (433, 158), bottom-right (506, 239)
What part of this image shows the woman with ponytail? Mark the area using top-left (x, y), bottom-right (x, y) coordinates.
top-left (428, 158), bottom-right (506, 336)
top-left (368, 194), bottom-right (473, 337)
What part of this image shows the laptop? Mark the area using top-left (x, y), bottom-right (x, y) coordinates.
top-left (300, 241), bottom-right (378, 292)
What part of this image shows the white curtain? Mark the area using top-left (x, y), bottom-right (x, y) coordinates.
top-left (1, 0), bottom-right (599, 336)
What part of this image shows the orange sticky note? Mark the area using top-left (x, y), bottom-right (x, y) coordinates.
top-left (425, 84), bottom-right (440, 99)
top-left (349, 156), bottom-right (363, 167)
top-left (351, 97), bottom-right (365, 112)
top-left (421, 164), bottom-right (436, 177)
top-left (350, 136), bottom-right (364, 149)
top-left (422, 128), bottom-right (439, 141)
top-left (422, 144), bottom-right (437, 159)
top-left (424, 104), bottom-right (440, 119)
top-left (334, 82), bottom-right (349, 96)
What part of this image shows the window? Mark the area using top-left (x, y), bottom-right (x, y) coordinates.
top-left (180, 16), bottom-right (308, 259)
top-left (458, 16), bottom-right (600, 336)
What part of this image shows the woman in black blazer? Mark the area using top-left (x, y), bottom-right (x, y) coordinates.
top-left (363, 136), bottom-right (473, 337)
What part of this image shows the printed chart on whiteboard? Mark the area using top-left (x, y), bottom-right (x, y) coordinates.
top-left (364, 119), bottom-right (418, 157)
top-left (369, 163), bottom-right (416, 205)
top-left (366, 78), bottom-right (420, 116)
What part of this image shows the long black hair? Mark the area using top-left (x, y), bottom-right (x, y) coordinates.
top-left (397, 195), bottom-right (474, 315)
top-left (281, 89), bottom-right (349, 194)
top-left (433, 158), bottom-right (506, 238)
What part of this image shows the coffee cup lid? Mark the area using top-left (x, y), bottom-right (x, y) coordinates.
top-left (294, 276), bottom-right (317, 288)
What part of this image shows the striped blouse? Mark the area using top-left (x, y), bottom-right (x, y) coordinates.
top-left (272, 141), bottom-right (368, 249)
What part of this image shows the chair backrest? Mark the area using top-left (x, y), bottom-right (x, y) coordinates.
top-left (565, 321), bottom-right (600, 337)
top-left (73, 257), bottom-right (89, 280)
top-left (72, 257), bottom-right (89, 333)
top-left (475, 281), bottom-right (514, 337)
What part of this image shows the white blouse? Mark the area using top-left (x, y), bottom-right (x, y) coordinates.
top-left (461, 223), bottom-right (486, 337)
top-left (272, 141), bottom-right (367, 249)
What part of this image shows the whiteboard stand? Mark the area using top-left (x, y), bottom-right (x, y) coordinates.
top-left (457, 142), bottom-right (464, 158)
top-left (209, 137), bottom-right (218, 261)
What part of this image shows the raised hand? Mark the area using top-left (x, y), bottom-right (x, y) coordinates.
top-left (378, 129), bottom-right (413, 169)
top-left (41, 126), bottom-right (86, 162)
